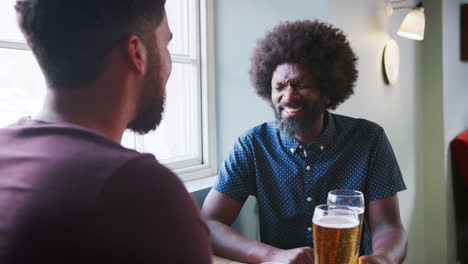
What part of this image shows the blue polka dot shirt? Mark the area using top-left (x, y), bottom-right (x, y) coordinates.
top-left (213, 112), bottom-right (406, 256)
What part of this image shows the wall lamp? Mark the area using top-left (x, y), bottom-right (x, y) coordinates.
top-left (382, 1), bottom-right (425, 85)
top-left (386, 1), bottom-right (425, 40)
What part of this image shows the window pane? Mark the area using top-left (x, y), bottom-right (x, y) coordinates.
top-left (0, 48), bottom-right (46, 127)
top-left (121, 130), bottom-right (136, 150)
top-left (141, 62), bottom-right (201, 163)
top-left (0, 0), bottom-right (26, 42)
top-left (166, 0), bottom-right (197, 57)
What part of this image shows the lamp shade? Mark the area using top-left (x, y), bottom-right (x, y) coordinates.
top-left (397, 8), bottom-right (425, 40)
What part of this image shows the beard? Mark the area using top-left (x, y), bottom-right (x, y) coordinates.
top-left (127, 50), bottom-right (166, 135)
top-left (274, 100), bottom-right (326, 138)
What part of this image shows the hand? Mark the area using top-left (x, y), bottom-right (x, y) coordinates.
top-left (268, 247), bottom-right (314, 264)
top-left (359, 254), bottom-right (392, 264)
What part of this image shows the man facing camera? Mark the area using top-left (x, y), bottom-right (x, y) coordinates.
top-left (0, 1), bottom-right (212, 263)
top-left (202, 20), bottom-right (407, 264)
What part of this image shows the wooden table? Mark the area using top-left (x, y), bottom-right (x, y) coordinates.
top-left (212, 255), bottom-right (246, 264)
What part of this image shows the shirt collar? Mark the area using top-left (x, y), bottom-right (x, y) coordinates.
top-left (277, 111), bottom-right (336, 153)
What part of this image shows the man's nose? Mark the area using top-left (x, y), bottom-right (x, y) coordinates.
top-left (282, 84), bottom-right (300, 103)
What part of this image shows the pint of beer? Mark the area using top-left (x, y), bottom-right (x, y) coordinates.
top-left (327, 189), bottom-right (365, 253)
top-left (313, 205), bottom-right (360, 264)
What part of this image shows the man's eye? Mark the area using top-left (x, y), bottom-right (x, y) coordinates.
top-left (275, 85), bottom-right (285, 91)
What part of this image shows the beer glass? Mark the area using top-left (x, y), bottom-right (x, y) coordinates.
top-left (327, 190), bottom-right (365, 236)
top-left (328, 190), bottom-right (365, 263)
top-left (313, 204), bottom-right (360, 264)
top-left (327, 189), bottom-right (364, 219)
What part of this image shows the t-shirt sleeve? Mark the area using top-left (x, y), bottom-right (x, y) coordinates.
top-left (365, 128), bottom-right (407, 202)
top-left (213, 135), bottom-right (256, 203)
top-left (96, 155), bottom-right (213, 264)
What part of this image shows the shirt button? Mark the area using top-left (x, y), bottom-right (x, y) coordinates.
top-left (299, 145), bottom-right (303, 149)
top-left (320, 145), bottom-right (325, 150)
top-left (306, 165), bottom-right (311, 171)
top-left (307, 197), bottom-right (312, 202)
top-left (307, 227), bottom-right (312, 232)
top-left (290, 148), bottom-right (295, 153)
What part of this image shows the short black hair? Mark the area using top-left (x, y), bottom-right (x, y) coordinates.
top-left (15, 0), bottom-right (166, 89)
top-left (250, 20), bottom-right (358, 110)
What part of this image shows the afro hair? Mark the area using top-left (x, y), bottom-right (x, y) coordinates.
top-left (250, 20), bottom-right (358, 110)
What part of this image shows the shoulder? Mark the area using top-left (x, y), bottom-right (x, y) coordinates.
top-left (104, 155), bottom-right (204, 227)
top-left (331, 113), bottom-right (384, 137)
top-left (96, 156), bottom-right (213, 263)
top-left (109, 155), bottom-right (187, 196)
top-left (237, 121), bottom-right (277, 144)
top-left (102, 155), bottom-right (202, 229)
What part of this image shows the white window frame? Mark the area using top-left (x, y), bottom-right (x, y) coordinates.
top-left (170, 0), bottom-right (217, 182)
top-left (0, 0), bottom-right (217, 182)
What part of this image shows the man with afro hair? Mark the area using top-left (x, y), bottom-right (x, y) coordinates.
top-left (202, 20), bottom-right (407, 264)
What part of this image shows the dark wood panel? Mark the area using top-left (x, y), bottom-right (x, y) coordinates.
top-left (462, 4), bottom-right (468, 61)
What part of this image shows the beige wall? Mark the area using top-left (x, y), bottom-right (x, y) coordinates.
top-left (419, 0), bottom-right (447, 262)
top-left (329, 0), bottom-right (468, 263)
top-left (443, 0), bottom-right (468, 263)
top-left (328, 0), bottom-right (425, 263)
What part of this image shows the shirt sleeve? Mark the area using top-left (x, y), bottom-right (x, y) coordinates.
top-left (213, 135), bottom-right (256, 203)
top-left (95, 155), bottom-right (213, 264)
top-left (365, 128), bottom-right (407, 202)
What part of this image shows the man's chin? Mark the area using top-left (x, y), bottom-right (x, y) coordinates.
top-left (278, 118), bottom-right (306, 137)
top-left (127, 109), bottom-right (163, 135)
top-left (127, 120), bottom-right (159, 135)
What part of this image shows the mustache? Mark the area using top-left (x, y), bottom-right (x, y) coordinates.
top-left (279, 101), bottom-right (306, 109)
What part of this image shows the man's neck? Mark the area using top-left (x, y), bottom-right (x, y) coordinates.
top-left (294, 112), bottom-right (327, 145)
top-left (35, 88), bottom-right (133, 143)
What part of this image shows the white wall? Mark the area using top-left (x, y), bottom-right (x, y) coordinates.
top-left (328, 1), bottom-right (424, 263)
top-left (214, 0), bottom-right (328, 165)
top-left (443, 1), bottom-right (468, 143)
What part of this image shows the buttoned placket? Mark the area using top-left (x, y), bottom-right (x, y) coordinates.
top-left (304, 144), bottom-right (328, 236)
top-left (304, 146), bottom-right (314, 235)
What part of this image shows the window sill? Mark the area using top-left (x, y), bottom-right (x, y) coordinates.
top-left (184, 175), bottom-right (218, 193)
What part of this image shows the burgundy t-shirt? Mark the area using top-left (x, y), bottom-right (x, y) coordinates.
top-left (0, 118), bottom-right (212, 263)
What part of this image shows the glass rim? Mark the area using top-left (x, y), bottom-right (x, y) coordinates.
top-left (328, 189), bottom-right (363, 197)
top-left (314, 204), bottom-right (357, 211)
top-left (313, 204), bottom-right (359, 221)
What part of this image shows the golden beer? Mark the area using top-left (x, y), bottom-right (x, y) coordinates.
top-left (313, 213), bottom-right (360, 264)
top-left (327, 189), bottom-right (366, 263)
top-left (355, 211), bottom-right (364, 264)
top-left (355, 209), bottom-right (364, 248)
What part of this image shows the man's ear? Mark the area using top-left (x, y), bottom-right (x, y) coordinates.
top-left (125, 35), bottom-right (147, 75)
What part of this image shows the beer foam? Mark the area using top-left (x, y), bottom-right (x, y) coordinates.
top-left (353, 207), bottom-right (364, 215)
top-left (313, 215), bottom-right (359, 229)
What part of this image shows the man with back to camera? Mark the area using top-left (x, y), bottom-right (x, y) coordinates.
top-left (0, 0), bottom-right (212, 263)
top-left (201, 20), bottom-right (408, 264)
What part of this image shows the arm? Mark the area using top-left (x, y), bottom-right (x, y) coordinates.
top-left (359, 194), bottom-right (407, 264)
top-left (201, 189), bottom-right (314, 264)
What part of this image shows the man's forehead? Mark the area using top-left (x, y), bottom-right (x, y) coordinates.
top-left (273, 63), bottom-right (310, 81)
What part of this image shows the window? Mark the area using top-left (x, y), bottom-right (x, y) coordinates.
top-left (0, 0), bottom-right (217, 181)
